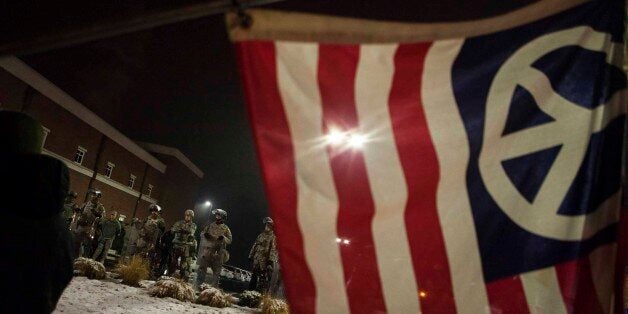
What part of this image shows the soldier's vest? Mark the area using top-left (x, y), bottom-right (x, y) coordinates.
top-left (173, 221), bottom-right (196, 246)
top-left (63, 202), bottom-right (75, 221)
top-left (253, 231), bottom-right (276, 269)
top-left (142, 217), bottom-right (162, 240)
top-left (77, 202), bottom-right (101, 226)
top-left (207, 223), bottom-right (229, 239)
top-left (203, 223), bottom-right (230, 263)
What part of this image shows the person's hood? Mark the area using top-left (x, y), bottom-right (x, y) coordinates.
top-left (0, 154), bottom-right (69, 220)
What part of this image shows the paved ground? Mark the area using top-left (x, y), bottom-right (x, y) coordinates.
top-left (54, 276), bottom-right (256, 314)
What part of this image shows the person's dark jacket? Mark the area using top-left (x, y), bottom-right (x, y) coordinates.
top-left (112, 223), bottom-right (126, 252)
top-left (158, 230), bottom-right (175, 255)
top-left (0, 154), bottom-right (74, 313)
top-left (99, 218), bottom-right (121, 240)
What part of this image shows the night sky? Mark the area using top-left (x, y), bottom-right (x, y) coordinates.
top-left (7, 0), bottom-right (533, 269)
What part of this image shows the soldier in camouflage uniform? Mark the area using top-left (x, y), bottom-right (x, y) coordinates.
top-left (72, 189), bottom-right (105, 257)
top-left (136, 204), bottom-right (165, 259)
top-left (92, 210), bottom-right (121, 264)
top-left (248, 217), bottom-right (278, 292)
top-left (169, 209), bottom-right (197, 280)
top-left (196, 208), bottom-right (232, 288)
top-left (62, 191), bottom-right (78, 229)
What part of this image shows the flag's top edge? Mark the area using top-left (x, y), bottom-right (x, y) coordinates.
top-left (227, 0), bottom-right (588, 43)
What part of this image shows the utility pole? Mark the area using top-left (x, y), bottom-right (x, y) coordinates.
top-left (86, 135), bottom-right (107, 202)
top-left (0, 0), bottom-right (284, 57)
top-left (133, 163), bottom-right (150, 219)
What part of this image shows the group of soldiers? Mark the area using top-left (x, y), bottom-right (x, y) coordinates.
top-left (63, 189), bottom-right (118, 263)
top-left (61, 188), bottom-right (282, 294)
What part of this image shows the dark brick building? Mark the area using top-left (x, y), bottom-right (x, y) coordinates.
top-left (0, 56), bottom-right (204, 226)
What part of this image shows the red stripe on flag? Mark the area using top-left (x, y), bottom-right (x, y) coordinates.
top-left (388, 42), bottom-right (457, 312)
top-left (614, 205), bottom-right (628, 314)
top-left (486, 276), bottom-right (529, 314)
top-left (555, 257), bottom-right (604, 314)
top-left (318, 44), bottom-right (387, 313)
top-left (236, 41), bottom-right (316, 314)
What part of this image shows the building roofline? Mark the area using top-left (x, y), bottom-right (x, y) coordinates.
top-left (0, 56), bottom-right (166, 173)
top-left (137, 142), bottom-right (204, 179)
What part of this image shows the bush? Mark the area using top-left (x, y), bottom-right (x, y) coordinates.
top-left (198, 283), bottom-right (212, 291)
top-left (196, 287), bottom-right (236, 308)
top-left (237, 290), bottom-right (262, 308)
top-left (73, 257), bottom-right (106, 280)
top-left (148, 278), bottom-right (195, 302)
top-left (261, 294), bottom-right (289, 314)
top-left (115, 256), bottom-right (150, 286)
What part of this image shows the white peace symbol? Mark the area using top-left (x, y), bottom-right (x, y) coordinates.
top-left (479, 26), bottom-right (625, 241)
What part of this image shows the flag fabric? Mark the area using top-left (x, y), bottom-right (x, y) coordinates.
top-left (229, 0), bottom-right (626, 313)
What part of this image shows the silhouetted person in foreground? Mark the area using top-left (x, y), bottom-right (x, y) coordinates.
top-left (0, 111), bottom-right (74, 313)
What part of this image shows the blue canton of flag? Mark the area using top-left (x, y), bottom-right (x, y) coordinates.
top-left (453, 0), bottom-right (626, 282)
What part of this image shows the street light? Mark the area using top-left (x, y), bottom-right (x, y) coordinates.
top-left (204, 201), bottom-right (212, 207)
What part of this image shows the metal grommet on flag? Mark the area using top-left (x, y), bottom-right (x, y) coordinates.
top-left (231, 0), bottom-right (253, 29)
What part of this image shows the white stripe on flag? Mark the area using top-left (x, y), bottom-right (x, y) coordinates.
top-left (422, 39), bottom-right (490, 314)
top-left (520, 267), bottom-right (567, 314)
top-left (355, 44), bottom-right (422, 314)
top-left (276, 42), bottom-right (351, 314)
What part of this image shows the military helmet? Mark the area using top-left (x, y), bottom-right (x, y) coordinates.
top-left (87, 189), bottom-right (102, 197)
top-left (149, 204), bottom-right (162, 213)
top-left (68, 191), bottom-right (78, 198)
top-left (212, 208), bottom-right (227, 219)
top-left (263, 217), bottom-right (274, 224)
top-left (184, 209), bottom-right (195, 218)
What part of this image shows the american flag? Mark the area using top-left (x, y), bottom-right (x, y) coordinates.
top-left (230, 1), bottom-right (626, 313)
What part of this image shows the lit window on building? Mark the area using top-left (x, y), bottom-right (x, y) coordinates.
top-left (129, 174), bottom-right (136, 189)
top-left (146, 184), bottom-right (153, 197)
top-left (105, 162), bottom-right (115, 178)
top-left (41, 127), bottom-right (50, 150)
top-left (74, 146), bottom-right (87, 165)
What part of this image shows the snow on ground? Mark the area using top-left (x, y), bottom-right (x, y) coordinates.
top-left (54, 277), bottom-right (256, 314)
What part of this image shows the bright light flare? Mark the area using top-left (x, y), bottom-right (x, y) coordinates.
top-left (325, 128), bottom-right (369, 150)
top-left (342, 239), bottom-right (350, 245)
top-left (335, 238), bottom-right (342, 243)
top-left (326, 129), bottom-right (347, 145)
top-left (348, 134), bottom-right (367, 148)
top-left (419, 291), bottom-right (427, 298)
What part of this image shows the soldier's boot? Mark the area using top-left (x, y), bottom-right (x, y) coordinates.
top-left (249, 270), bottom-right (260, 291)
top-left (74, 230), bottom-right (88, 257)
top-left (196, 265), bottom-right (207, 289)
top-left (180, 249), bottom-right (190, 279)
top-left (73, 236), bottom-right (82, 258)
top-left (210, 261), bottom-right (222, 287)
top-left (92, 242), bottom-right (103, 261)
top-left (101, 239), bottom-right (113, 264)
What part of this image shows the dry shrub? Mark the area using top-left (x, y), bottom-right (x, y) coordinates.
top-left (198, 283), bottom-right (212, 291)
top-left (196, 286), bottom-right (236, 308)
top-left (237, 290), bottom-right (262, 308)
top-left (73, 257), bottom-right (106, 280)
top-left (148, 278), bottom-right (195, 302)
top-left (115, 256), bottom-right (150, 286)
top-left (261, 294), bottom-right (289, 314)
